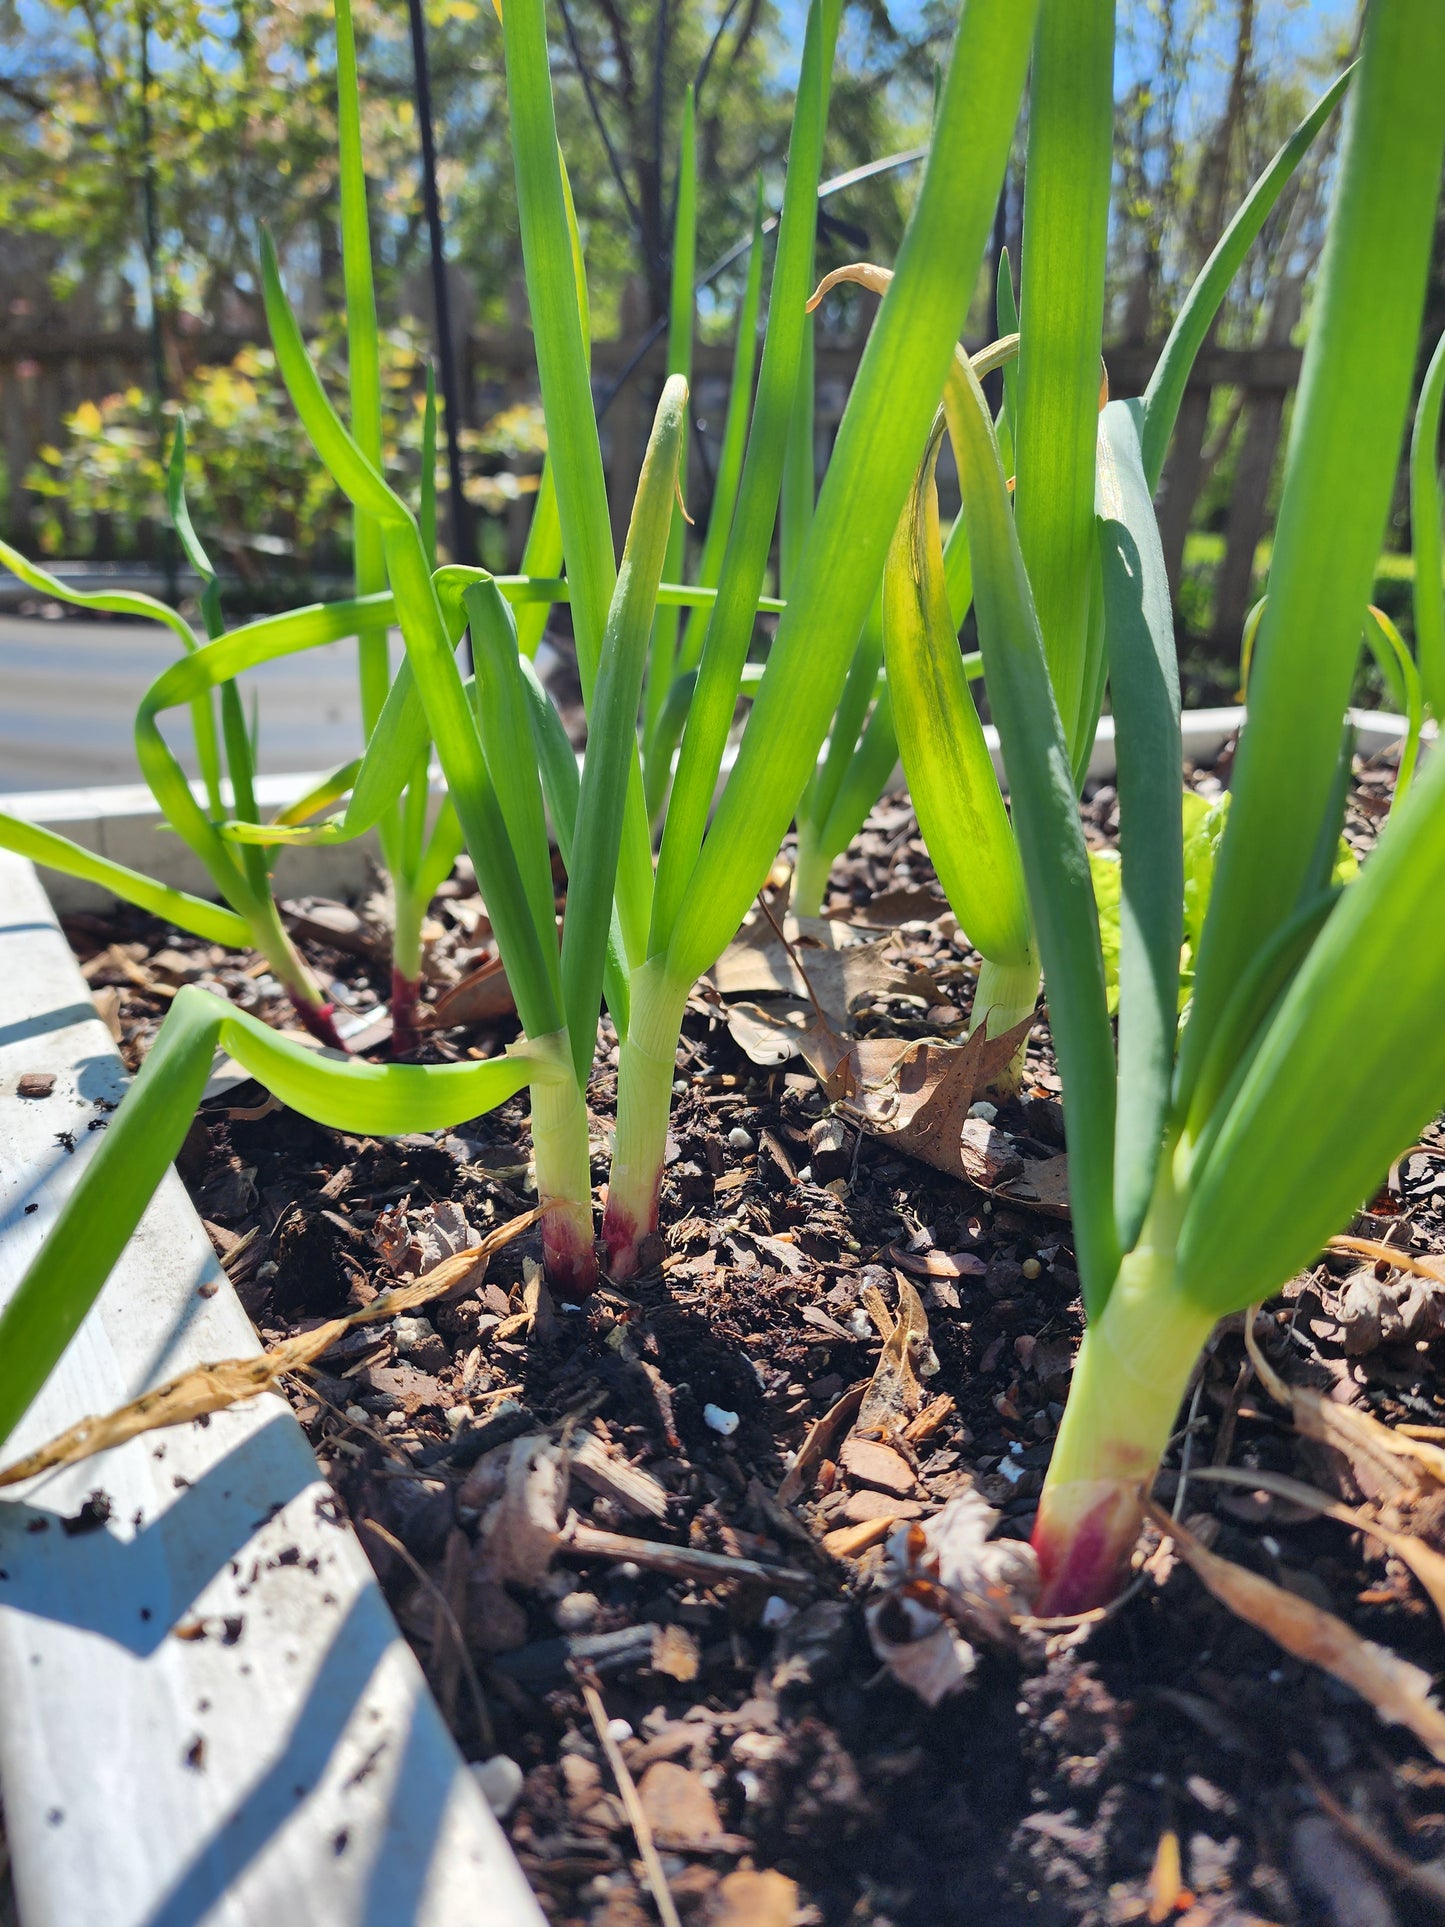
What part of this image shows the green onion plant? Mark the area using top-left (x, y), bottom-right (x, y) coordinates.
top-left (884, 0), bottom-right (1445, 1612)
top-left (585, 0), bottom-right (1040, 1272)
top-left (0, 0), bottom-right (1043, 1458)
top-left (0, 524), bottom-right (360, 1049)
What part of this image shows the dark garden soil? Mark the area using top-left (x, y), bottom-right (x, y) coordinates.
top-left (53, 741), bottom-right (1445, 1927)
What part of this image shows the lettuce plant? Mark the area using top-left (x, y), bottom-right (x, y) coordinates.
top-left (886, 0), bottom-right (1445, 1612)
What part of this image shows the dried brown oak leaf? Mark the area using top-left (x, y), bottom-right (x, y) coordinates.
top-left (801, 1016), bottom-right (1034, 1189)
top-left (713, 915), bottom-right (947, 1066)
top-left (372, 1197), bottom-right (481, 1280)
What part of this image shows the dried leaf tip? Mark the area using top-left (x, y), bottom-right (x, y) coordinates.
top-left (807, 263), bottom-right (892, 313)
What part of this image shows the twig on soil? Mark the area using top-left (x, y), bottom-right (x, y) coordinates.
top-left (1329, 1234), bottom-right (1445, 1283)
top-left (292, 1375), bottom-right (417, 1469)
top-left (1289, 1749), bottom-right (1445, 1911)
top-left (563, 1518), bottom-right (813, 1594)
top-left (0, 1207), bottom-right (541, 1487)
top-left (1173, 1371), bottom-right (1209, 1520)
top-left (755, 889), bottom-right (832, 1031)
top-left (362, 1518), bottom-right (495, 1753)
top-left (1185, 1464), bottom-right (1445, 1625)
top-left (575, 1665), bottom-right (683, 1927)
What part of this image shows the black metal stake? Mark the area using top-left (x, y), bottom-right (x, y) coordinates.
top-left (404, 0), bottom-right (470, 570)
top-left (137, 4), bottom-right (177, 601)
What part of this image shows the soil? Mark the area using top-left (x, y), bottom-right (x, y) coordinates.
top-left (52, 739), bottom-right (1445, 1927)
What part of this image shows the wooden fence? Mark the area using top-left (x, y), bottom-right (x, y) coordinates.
top-left (0, 322), bottom-right (1300, 646)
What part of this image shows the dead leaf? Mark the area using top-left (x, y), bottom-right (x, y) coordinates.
top-left (0, 1210), bottom-right (540, 1488)
top-left (778, 1381), bottom-right (868, 1505)
top-left (432, 952), bottom-right (516, 1028)
top-left (1144, 1499), bottom-right (1445, 1762)
top-left (841, 886), bottom-right (950, 929)
top-left (1002, 1154), bottom-right (1071, 1219)
top-left (1337, 1268), bottom-right (1445, 1355)
top-left (724, 997), bottom-right (815, 1065)
top-left (471, 1433), bottom-right (567, 1588)
top-left (1246, 1314), bottom-right (1445, 1497)
top-left (865, 1492), bottom-right (1040, 1705)
top-left (856, 1276), bottom-right (933, 1433)
top-left (373, 1198), bottom-right (482, 1279)
top-left (860, 1279), bottom-right (896, 1341)
top-left (714, 919), bottom-right (930, 1014)
top-left (803, 1018), bottom-right (1035, 1188)
top-left (885, 1244), bottom-right (986, 1281)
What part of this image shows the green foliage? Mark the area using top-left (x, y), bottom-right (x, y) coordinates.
top-left (25, 333), bottom-right (544, 580)
top-left (1090, 788), bottom-right (1356, 1019)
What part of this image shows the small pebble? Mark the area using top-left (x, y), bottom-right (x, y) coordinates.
top-left (553, 1590), bottom-right (601, 1633)
top-left (760, 1595), bottom-right (795, 1629)
top-left (393, 1314), bottom-right (436, 1354)
top-left (345, 1405), bottom-right (369, 1425)
top-left (703, 1403), bottom-right (740, 1436)
top-left (727, 1126), bottom-right (755, 1153)
top-left (967, 1100), bottom-right (998, 1122)
top-left (606, 1718), bottom-right (633, 1745)
top-left (470, 1754), bottom-right (524, 1818)
top-left (444, 1404), bottom-right (470, 1432)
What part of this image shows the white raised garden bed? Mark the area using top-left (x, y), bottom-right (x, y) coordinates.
top-left (0, 700), bottom-right (1418, 915)
top-left (0, 849), bottom-right (543, 1927)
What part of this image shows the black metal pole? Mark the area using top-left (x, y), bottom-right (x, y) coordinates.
top-left (137, 4), bottom-right (177, 601)
top-left (404, 0), bottom-right (470, 567)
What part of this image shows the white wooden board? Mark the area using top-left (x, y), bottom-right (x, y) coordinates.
top-left (0, 852), bottom-right (543, 1927)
